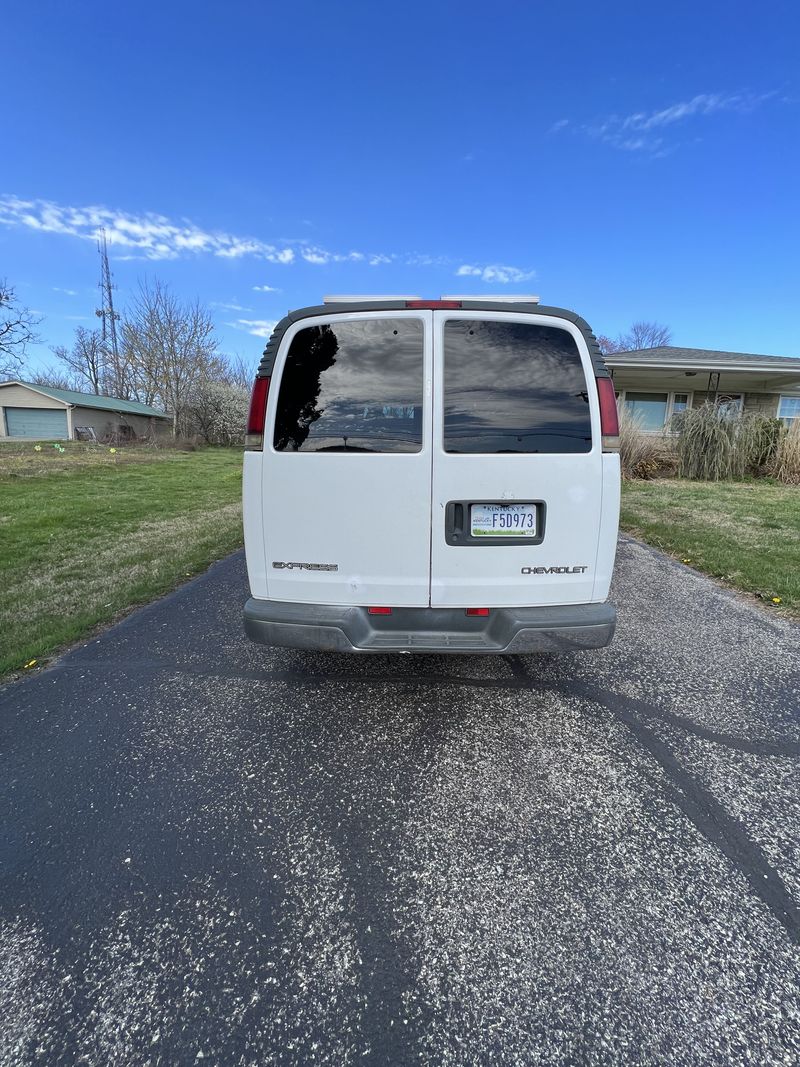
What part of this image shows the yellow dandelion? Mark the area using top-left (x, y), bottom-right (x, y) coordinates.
top-left (772, 597), bottom-right (782, 604)
top-left (110, 447), bottom-right (117, 454)
top-left (682, 558), bottom-right (692, 564)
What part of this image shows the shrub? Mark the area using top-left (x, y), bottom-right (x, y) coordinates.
top-left (771, 419), bottom-right (800, 484)
top-left (617, 407), bottom-right (668, 479)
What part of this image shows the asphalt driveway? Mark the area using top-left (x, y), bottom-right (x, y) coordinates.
top-left (1, 536), bottom-right (799, 1065)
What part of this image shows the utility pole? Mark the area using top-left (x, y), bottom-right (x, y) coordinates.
top-left (95, 229), bottom-right (120, 391)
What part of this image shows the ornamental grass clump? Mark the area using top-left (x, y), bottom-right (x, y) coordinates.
top-left (678, 406), bottom-right (784, 480)
top-left (617, 407), bottom-right (665, 480)
top-left (771, 419), bottom-right (800, 484)
top-left (734, 414), bottom-right (783, 475)
top-left (677, 404), bottom-right (736, 480)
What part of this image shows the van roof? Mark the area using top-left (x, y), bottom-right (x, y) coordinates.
top-left (256, 300), bottom-right (610, 380)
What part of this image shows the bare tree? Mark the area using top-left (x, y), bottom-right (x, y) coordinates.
top-left (1, 280), bottom-right (41, 378)
top-left (596, 335), bottom-right (626, 355)
top-left (28, 366), bottom-right (80, 390)
top-left (121, 280), bottom-right (224, 433)
top-left (102, 341), bottom-right (139, 402)
top-left (221, 353), bottom-right (259, 391)
top-left (597, 321), bottom-right (672, 355)
top-left (51, 326), bottom-right (106, 394)
top-left (617, 321), bottom-right (672, 351)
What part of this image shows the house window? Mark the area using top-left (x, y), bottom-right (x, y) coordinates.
top-left (623, 391), bottom-right (694, 432)
top-left (716, 394), bottom-right (743, 418)
top-left (623, 392), bottom-right (669, 431)
top-left (778, 396), bottom-right (800, 426)
top-left (669, 393), bottom-right (689, 430)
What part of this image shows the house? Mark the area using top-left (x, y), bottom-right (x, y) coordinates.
top-left (605, 346), bottom-right (800, 432)
top-left (0, 381), bottom-right (170, 441)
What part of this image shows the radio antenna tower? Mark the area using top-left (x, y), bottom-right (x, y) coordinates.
top-left (95, 229), bottom-right (120, 363)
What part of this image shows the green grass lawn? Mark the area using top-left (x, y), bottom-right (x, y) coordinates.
top-left (620, 479), bottom-right (800, 616)
top-left (1, 441), bottom-right (244, 677)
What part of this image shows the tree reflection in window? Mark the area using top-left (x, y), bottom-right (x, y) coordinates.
top-left (273, 318), bottom-right (424, 453)
top-left (273, 324), bottom-right (339, 451)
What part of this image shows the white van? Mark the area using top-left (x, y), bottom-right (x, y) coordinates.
top-left (242, 297), bottom-right (620, 653)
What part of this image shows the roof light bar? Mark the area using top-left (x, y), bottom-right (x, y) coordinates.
top-left (323, 295), bottom-right (422, 303)
top-left (440, 294), bottom-right (540, 303)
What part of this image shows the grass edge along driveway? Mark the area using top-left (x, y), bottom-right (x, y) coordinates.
top-left (620, 478), bottom-right (800, 617)
top-left (1, 445), bottom-right (244, 678)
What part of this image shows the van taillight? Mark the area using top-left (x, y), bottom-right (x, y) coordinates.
top-left (596, 377), bottom-right (620, 453)
top-left (245, 376), bottom-right (270, 450)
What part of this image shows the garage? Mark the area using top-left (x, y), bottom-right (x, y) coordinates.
top-left (4, 406), bottom-right (69, 439)
top-left (0, 380), bottom-right (170, 441)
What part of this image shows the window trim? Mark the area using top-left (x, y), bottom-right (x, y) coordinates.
top-left (777, 394), bottom-right (800, 426)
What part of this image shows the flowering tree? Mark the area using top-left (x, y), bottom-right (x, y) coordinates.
top-left (185, 380), bottom-right (250, 444)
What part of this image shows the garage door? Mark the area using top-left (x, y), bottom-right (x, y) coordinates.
top-left (4, 407), bottom-right (69, 439)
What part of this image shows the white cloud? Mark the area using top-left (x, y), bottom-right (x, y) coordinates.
top-left (302, 248), bottom-right (366, 265)
top-left (266, 248), bottom-right (295, 264)
top-left (53, 286), bottom-right (78, 296)
top-left (455, 263), bottom-right (536, 284)
top-left (0, 195), bottom-right (364, 266)
top-left (253, 284), bottom-right (280, 292)
top-left (550, 119), bottom-right (569, 133)
top-left (229, 318), bottom-right (279, 338)
top-left (583, 90), bottom-right (776, 153)
top-left (1, 193), bottom-right (538, 284)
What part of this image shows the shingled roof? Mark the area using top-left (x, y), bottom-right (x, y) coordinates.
top-left (605, 346), bottom-right (800, 370)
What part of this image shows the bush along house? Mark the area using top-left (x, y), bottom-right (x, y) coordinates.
top-left (605, 346), bottom-right (800, 432)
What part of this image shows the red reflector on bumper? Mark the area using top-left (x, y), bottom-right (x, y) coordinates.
top-left (367, 606), bottom-right (393, 615)
top-left (465, 608), bottom-right (490, 616)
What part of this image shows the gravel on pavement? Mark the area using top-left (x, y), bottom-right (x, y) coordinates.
top-left (1, 535), bottom-right (799, 1065)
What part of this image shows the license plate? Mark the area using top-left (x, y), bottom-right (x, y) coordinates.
top-left (470, 503), bottom-right (537, 537)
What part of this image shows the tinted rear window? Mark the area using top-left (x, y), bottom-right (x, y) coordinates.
top-left (443, 320), bottom-right (592, 453)
top-left (273, 318), bottom-right (424, 453)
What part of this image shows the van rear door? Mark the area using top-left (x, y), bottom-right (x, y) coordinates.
top-left (430, 311), bottom-right (603, 608)
top-left (262, 311), bottom-right (433, 606)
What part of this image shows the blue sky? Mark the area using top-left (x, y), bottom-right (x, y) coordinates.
top-left (4, 0), bottom-right (799, 372)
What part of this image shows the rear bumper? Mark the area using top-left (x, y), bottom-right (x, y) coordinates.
top-left (243, 599), bottom-right (616, 654)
